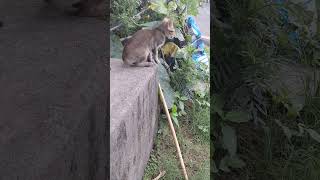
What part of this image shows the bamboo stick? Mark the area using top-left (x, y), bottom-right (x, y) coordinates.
top-left (158, 83), bottom-right (189, 180)
top-left (152, 171), bottom-right (166, 180)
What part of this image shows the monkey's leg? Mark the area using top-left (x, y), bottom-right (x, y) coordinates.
top-left (147, 51), bottom-right (153, 62)
top-left (134, 54), bottom-right (155, 67)
top-left (153, 48), bottom-right (160, 64)
top-left (134, 62), bottom-right (155, 67)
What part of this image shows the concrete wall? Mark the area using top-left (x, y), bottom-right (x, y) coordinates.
top-left (110, 60), bottom-right (159, 180)
top-left (0, 1), bottom-right (108, 179)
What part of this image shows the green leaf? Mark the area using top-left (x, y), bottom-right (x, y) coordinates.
top-left (212, 94), bottom-right (224, 117)
top-left (219, 155), bottom-right (245, 172)
top-left (212, 161), bottom-right (218, 173)
top-left (298, 123), bottom-right (304, 136)
top-left (175, 47), bottom-right (188, 59)
top-left (198, 125), bottom-right (209, 133)
top-left (219, 155), bottom-right (231, 172)
top-left (149, 0), bottom-right (168, 14)
top-left (204, 101), bottom-right (210, 107)
top-left (180, 96), bottom-right (188, 101)
top-left (225, 111), bottom-right (250, 123)
top-left (171, 104), bottom-right (177, 113)
top-left (178, 101), bottom-right (184, 111)
top-left (193, 81), bottom-right (208, 96)
top-left (110, 33), bottom-right (123, 59)
top-left (286, 105), bottom-right (300, 119)
top-left (158, 62), bottom-right (175, 109)
top-left (227, 156), bottom-right (246, 169)
top-left (167, 1), bottom-right (177, 11)
top-left (274, 119), bottom-right (292, 141)
top-left (171, 114), bottom-right (179, 128)
top-left (222, 125), bottom-right (237, 156)
top-left (306, 128), bottom-right (320, 143)
top-left (140, 21), bottom-right (161, 28)
top-left (180, 110), bottom-right (187, 115)
top-left (172, 112), bottom-right (178, 117)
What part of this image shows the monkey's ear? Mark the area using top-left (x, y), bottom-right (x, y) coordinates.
top-left (162, 17), bottom-right (170, 23)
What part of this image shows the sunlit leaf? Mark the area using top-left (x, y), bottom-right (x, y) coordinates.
top-left (171, 114), bottom-right (179, 128)
top-left (180, 96), bottom-right (188, 101)
top-left (274, 119), bottom-right (292, 141)
top-left (228, 155), bottom-right (246, 168)
top-left (306, 128), bottom-right (320, 143)
top-left (167, 1), bottom-right (177, 11)
top-left (149, 0), bottom-right (168, 14)
top-left (219, 155), bottom-right (231, 172)
top-left (222, 125), bottom-right (237, 156)
top-left (178, 101), bottom-right (185, 112)
top-left (212, 161), bottom-right (218, 173)
top-left (140, 21), bottom-right (161, 28)
top-left (225, 111), bottom-right (250, 123)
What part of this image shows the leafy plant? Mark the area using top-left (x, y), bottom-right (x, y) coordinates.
top-left (169, 92), bottom-right (189, 128)
top-left (213, 0), bottom-right (320, 179)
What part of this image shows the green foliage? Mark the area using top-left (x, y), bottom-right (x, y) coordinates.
top-left (189, 91), bottom-right (210, 141)
top-left (170, 57), bottom-right (198, 99)
top-left (158, 60), bottom-right (175, 109)
top-left (221, 125), bottom-right (237, 157)
top-left (110, 33), bottom-right (123, 59)
top-left (111, 0), bottom-right (140, 37)
top-left (213, 0), bottom-right (320, 179)
top-left (144, 116), bottom-right (210, 179)
top-left (149, 0), bottom-right (200, 29)
top-left (159, 154), bottom-right (181, 179)
top-left (169, 92), bottom-right (188, 128)
top-left (179, 0), bottom-right (200, 16)
top-left (190, 160), bottom-right (210, 180)
top-left (168, 42), bottom-right (210, 140)
top-left (224, 111), bottom-right (250, 123)
top-left (143, 153), bottom-right (159, 179)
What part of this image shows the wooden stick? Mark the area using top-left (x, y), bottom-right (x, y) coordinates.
top-left (152, 171), bottom-right (166, 180)
top-left (158, 83), bottom-right (189, 180)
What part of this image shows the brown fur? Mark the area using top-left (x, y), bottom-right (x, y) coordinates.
top-left (122, 18), bottom-right (175, 67)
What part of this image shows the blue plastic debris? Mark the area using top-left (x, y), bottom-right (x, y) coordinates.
top-left (185, 16), bottom-right (209, 66)
top-left (273, 0), bottom-right (307, 43)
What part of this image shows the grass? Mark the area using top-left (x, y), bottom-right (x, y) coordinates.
top-left (143, 113), bottom-right (210, 180)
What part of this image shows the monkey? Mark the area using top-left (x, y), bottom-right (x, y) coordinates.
top-left (122, 17), bottom-right (176, 67)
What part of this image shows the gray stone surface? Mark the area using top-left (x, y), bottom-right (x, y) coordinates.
top-left (110, 59), bottom-right (159, 180)
top-left (0, 1), bottom-right (108, 180)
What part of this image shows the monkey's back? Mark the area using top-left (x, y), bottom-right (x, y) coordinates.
top-left (122, 29), bottom-right (155, 65)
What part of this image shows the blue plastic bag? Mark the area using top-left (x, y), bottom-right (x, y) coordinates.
top-left (185, 16), bottom-right (209, 65)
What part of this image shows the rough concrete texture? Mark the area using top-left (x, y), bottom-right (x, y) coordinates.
top-left (110, 59), bottom-right (159, 180)
top-left (0, 1), bottom-right (108, 180)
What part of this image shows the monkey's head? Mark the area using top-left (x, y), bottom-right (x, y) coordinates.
top-left (161, 17), bottom-right (175, 39)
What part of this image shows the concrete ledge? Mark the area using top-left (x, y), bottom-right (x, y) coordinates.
top-left (110, 59), bottom-right (159, 180)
